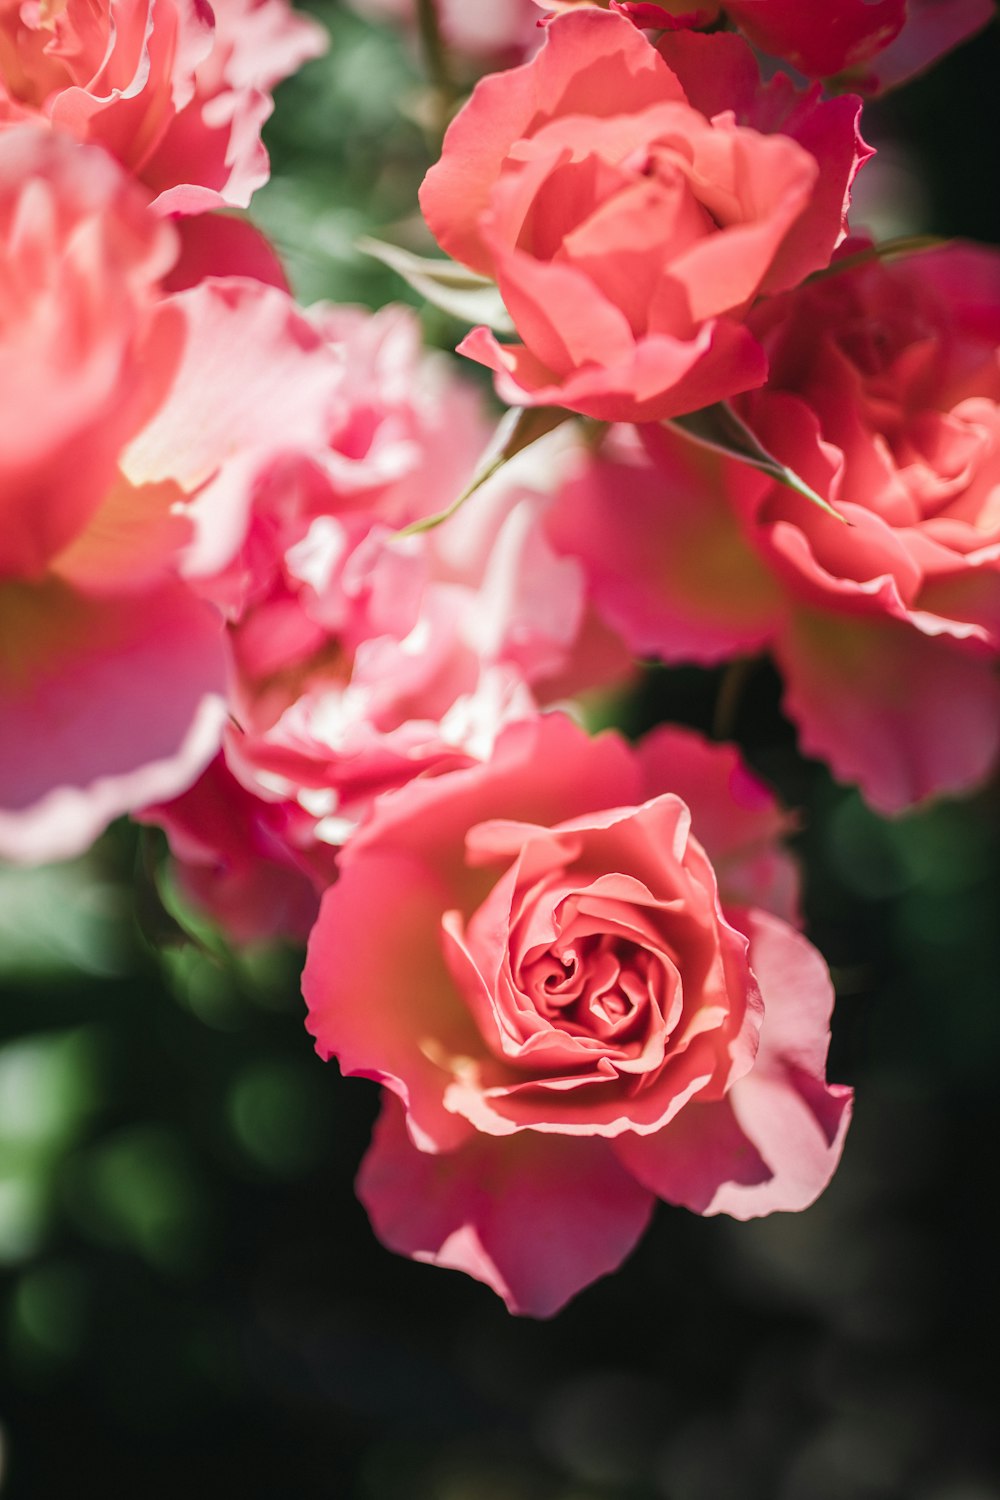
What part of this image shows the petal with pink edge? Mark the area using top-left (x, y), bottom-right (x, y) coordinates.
top-left (303, 851), bottom-right (481, 1154)
top-left (775, 608), bottom-right (1000, 813)
top-left (459, 318), bottom-right (766, 424)
top-left (0, 578), bottom-right (226, 863)
top-left (545, 426), bottom-right (782, 664)
top-left (420, 7), bottom-right (684, 274)
top-left (847, 0), bottom-right (994, 93)
top-left (615, 911), bottom-right (851, 1217)
top-left (636, 726), bottom-right (800, 926)
top-left (163, 214), bottom-right (289, 293)
top-left (358, 1092), bottom-right (655, 1317)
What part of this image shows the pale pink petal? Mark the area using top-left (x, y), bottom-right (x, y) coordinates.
top-left (122, 279), bottom-right (344, 575)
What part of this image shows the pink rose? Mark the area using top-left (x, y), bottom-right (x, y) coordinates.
top-left (0, 128), bottom-right (353, 863)
top-left (0, 0), bottom-right (326, 212)
top-left (545, 243), bottom-right (1000, 813)
top-left (141, 308), bottom-right (627, 932)
top-left (349, 0), bottom-right (540, 64)
top-left (139, 755), bottom-right (337, 945)
top-left (420, 10), bottom-right (869, 423)
top-left (718, 0), bottom-right (993, 89)
top-left (0, 128), bottom-right (224, 862)
top-left (537, 0), bottom-right (993, 91)
top-left (303, 713), bottom-right (851, 1315)
top-left (182, 306), bottom-right (626, 845)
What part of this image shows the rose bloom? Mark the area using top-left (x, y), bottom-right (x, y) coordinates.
top-left (142, 307), bottom-right (627, 939)
top-left (545, 243), bottom-right (1000, 814)
top-left (217, 429), bottom-right (616, 836)
top-left (537, 0), bottom-right (994, 91)
top-left (0, 0), bottom-right (325, 212)
top-left (206, 308), bottom-right (628, 807)
top-left (0, 128), bottom-right (222, 861)
top-left (0, 126), bottom-right (352, 863)
top-left (303, 713), bottom-right (852, 1315)
top-left (139, 754), bottom-right (338, 945)
top-left (420, 11), bottom-right (870, 424)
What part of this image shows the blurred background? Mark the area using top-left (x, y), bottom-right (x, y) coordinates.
top-left (2, 5), bottom-right (1000, 1495)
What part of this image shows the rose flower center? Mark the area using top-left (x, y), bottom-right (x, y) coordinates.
top-left (522, 933), bottom-right (655, 1044)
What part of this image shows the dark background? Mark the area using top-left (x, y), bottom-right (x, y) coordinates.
top-left (2, 6), bottom-right (999, 1496)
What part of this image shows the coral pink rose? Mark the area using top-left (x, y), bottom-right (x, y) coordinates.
top-left (0, 128), bottom-right (351, 863)
top-left (0, 0), bottom-right (326, 212)
top-left (420, 10), bottom-right (870, 424)
top-left (0, 128), bottom-right (223, 862)
top-left (303, 713), bottom-right (852, 1315)
top-left (538, 0), bottom-right (993, 91)
top-left (545, 242), bottom-right (1000, 813)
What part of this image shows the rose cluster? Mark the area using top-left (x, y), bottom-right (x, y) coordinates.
top-left (2, 0), bottom-right (995, 1313)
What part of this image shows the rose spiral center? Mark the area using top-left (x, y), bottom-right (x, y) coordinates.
top-left (520, 933), bottom-right (660, 1047)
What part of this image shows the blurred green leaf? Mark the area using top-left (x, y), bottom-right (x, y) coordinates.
top-left (0, 859), bottom-right (129, 980)
top-left (358, 238), bottom-right (514, 332)
top-left (63, 1126), bottom-right (210, 1275)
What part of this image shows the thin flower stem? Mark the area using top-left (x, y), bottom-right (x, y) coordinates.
top-left (806, 234), bottom-right (950, 285)
top-left (396, 406), bottom-right (570, 538)
top-left (713, 656), bottom-right (757, 740)
top-left (415, 0), bottom-right (457, 139)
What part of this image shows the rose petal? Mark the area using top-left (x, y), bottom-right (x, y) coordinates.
top-left (0, 578), bottom-right (226, 863)
top-left (776, 607), bottom-right (1000, 812)
top-left (358, 1092), bottom-right (655, 1317)
top-left (615, 910), bottom-right (851, 1216)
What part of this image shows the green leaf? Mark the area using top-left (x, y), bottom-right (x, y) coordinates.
top-left (357, 237), bottom-right (513, 333)
top-left (665, 402), bottom-right (847, 522)
top-left (397, 406), bottom-right (571, 538)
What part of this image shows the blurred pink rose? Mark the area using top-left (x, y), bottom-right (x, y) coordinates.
top-left (421, 10), bottom-right (870, 424)
top-left (141, 306), bottom-right (626, 938)
top-left (0, 128), bottom-right (222, 862)
top-left (139, 755), bottom-right (337, 945)
top-left (206, 307), bottom-right (625, 833)
top-left (303, 713), bottom-right (852, 1315)
top-left (0, 128), bottom-right (349, 863)
top-left (349, 0), bottom-right (539, 64)
top-left (546, 243), bottom-right (1000, 813)
top-left (720, 0), bottom-right (993, 89)
top-left (537, 0), bottom-right (993, 91)
top-left (0, 0), bottom-right (326, 211)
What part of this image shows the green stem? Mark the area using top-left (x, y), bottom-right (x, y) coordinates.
top-left (806, 234), bottom-right (950, 286)
top-left (415, 0), bottom-right (455, 137)
top-left (396, 406), bottom-right (570, 539)
top-left (713, 657), bottom-right (756, 741)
